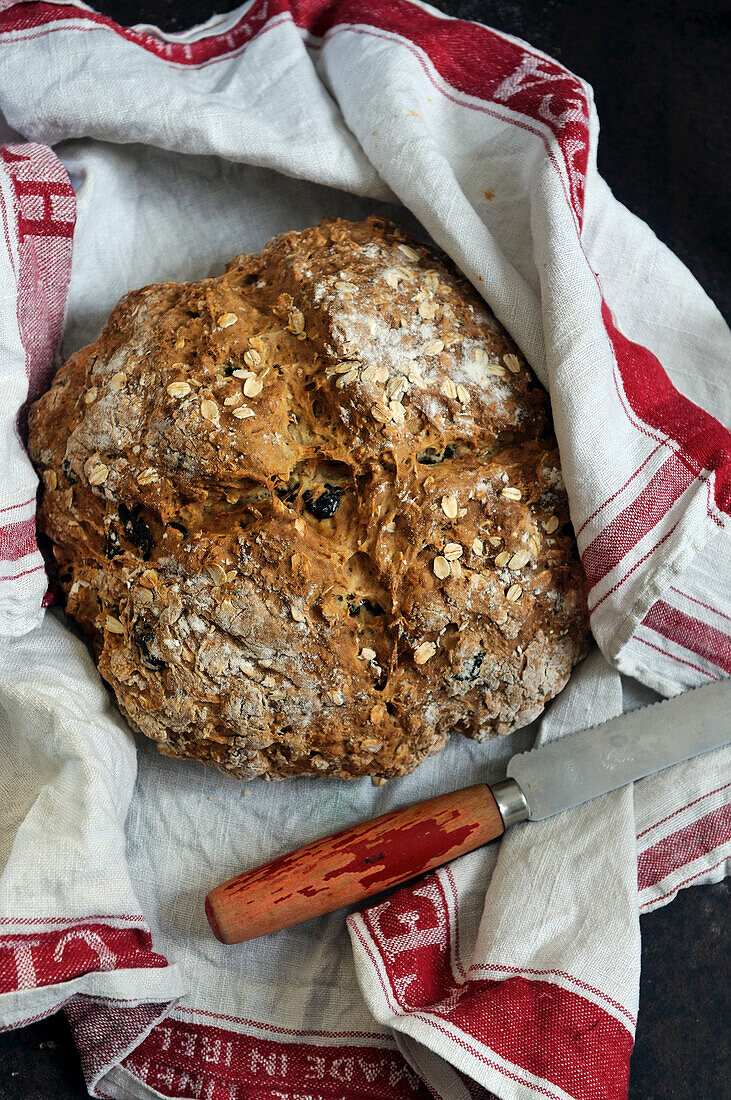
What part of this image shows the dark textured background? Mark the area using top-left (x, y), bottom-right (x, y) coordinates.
top-left (1, 2), bottom-right (729, 1098)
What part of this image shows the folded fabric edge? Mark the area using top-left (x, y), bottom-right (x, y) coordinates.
top-left (347, 872), bottom-right (634, 1100)
top-left (574, 273), bottom-right (731, 692)
top-left (0, 961), bottom-right (186, 1032)
top-left (601, 496), bottom-right (729, 694)
top-left (0, 606), bottom-right (44, 639)
top-left (392, 1033), bottom-right (485, 1100)
top-left (0, 917), bottom-right (184, 1027)
top-left (65, 994), bottom-right (185, 1099)
top-left (0, 139), bottom-right (75, 633)
top-left (349, 925), bottom-right (632, 1100)
top-left (635, 750), bottom-right (731, 913)
top-left (640, 852), bottom-right (730, 914)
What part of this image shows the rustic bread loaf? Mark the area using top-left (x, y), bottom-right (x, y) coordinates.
top-left (28, 216), bottom-right (589, 781)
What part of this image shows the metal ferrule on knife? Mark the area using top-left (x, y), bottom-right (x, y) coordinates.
top-left (490, 779), bottom-right (530, 828)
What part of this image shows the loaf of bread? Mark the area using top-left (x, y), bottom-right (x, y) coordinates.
top-left (28, 216), bottom-right (589, 781)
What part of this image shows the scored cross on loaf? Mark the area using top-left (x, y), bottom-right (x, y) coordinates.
top-left (28, 217), bottom-right (589, 780)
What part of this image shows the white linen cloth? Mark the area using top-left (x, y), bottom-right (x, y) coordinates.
top-left (0, 3), bottom-right (729, 1099)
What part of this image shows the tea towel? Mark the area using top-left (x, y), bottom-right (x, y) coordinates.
top-left (0, 3), bottom-right (728, 1099)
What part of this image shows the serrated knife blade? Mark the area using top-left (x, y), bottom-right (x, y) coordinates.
top-left (505, 678), bottom-right (731, 821)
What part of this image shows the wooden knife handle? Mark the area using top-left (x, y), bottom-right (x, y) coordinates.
top-left (205, 783), bottom-right (504, 944)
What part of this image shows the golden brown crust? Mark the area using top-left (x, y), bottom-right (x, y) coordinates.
top-left (28, 216), bottom-right (589, 780)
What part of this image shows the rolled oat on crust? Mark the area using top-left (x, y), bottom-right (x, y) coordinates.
top-left (28, 216), bottom-right (589, 780)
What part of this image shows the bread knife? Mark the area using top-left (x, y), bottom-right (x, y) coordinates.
top-left (206, 678), bottom-right (730, 944)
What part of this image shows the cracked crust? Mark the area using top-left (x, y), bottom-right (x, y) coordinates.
top-left (28, 216), bottom-right (589, 781)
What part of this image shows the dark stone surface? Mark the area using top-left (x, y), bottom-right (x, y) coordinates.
top-left (1, 2), bottom-right (728, 1097)
top-left (627, 879), bottom-right (730, 1100)
top-left (0, 1012), bottom-right (87, 1100)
